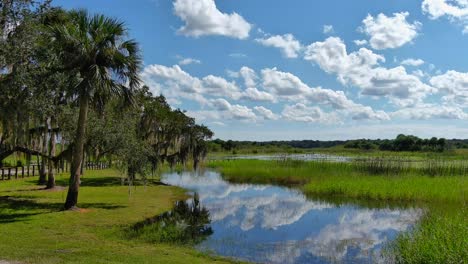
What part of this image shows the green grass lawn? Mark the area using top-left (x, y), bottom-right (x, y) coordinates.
top-left (0, 169), bottom-right (236, 264)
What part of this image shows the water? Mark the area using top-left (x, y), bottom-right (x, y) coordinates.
top-left (161, 171), bottom-right (422, 264)
top-left (210, 153), bottom-right (351, 162)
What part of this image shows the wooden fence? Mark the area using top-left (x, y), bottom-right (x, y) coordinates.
top-left (0, 161), bottom-right (110, 181)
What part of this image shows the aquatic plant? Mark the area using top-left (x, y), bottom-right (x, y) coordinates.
top-left (128, 193), bottom-right (213, 245)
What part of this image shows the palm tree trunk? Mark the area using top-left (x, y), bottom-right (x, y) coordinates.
top-left (46, 117), bottom-right (56, 189)
top-left (38, 120), bottom-right (48, 185)
top-left (64, 94), bottom-right (89, 210)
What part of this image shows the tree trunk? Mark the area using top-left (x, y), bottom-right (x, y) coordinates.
top-left (46, 117), bottom-right (56, 189)
top-left (38, 120), bottom-right (48, 185)
top-left (64, 94), bottom-right (89, 210)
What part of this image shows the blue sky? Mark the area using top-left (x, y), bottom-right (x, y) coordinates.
top-left (54, 0), bottom-right (468, 140)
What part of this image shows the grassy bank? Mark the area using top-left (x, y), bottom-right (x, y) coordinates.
top-left (0, 169), bottom-right (235, 264)
top-left (206, 159), bottom-right (467, 263)
top-left (387, 210), bottom-right (467, 263)
top-left (207, 159), bottom-right (467, 203)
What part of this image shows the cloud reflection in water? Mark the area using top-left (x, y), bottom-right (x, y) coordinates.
top-left (162, 171), bottom-right (421, 264)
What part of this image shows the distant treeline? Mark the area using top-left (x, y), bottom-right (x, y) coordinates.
top-left (345, 135), bottom-right (448, 152)
top-left (209, 135), bottom-right (468, 152)
top-left (208, 139), bottom-right (346, 153)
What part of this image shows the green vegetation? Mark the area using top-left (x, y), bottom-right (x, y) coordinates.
top-left (1, 2), bottom-right (213, 209)
top-left (208, 134), bottom-right (468, 156)
top-left (206, 159), bottom-right (467, 263)
top-left (0, 169), bottom-right (234, 264)
top-left (127, 194), bottom-right (213, 245)
top-left (312, 146), bottom-right (468, 160)
top-left (207, 159), bottom-right (467, 202)
top-left (388, 211), bottom-right (467, 264)
top-left (1, 1), bottom-right (466, 263)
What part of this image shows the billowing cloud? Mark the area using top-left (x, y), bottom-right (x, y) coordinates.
top-left (173, 0), bottom-right (251, 39)
top-left (255, 34), bottom-right (303, 58)
top-left (261, 67), bottom-right (390, 121)
top-left (392, 104), bottom-right (468, 120)
top-left (202, 75), bottom-right (241, 99)
top-left (239, 66), bottom-right (258, 87)
top-left (304, 37), bottom-right (434, 106)
top-left (254, 106), bottom-right (279, 120)
top-left (210, 98), bottom-right (257, 120)
top-left (360, 12), bottom-right (421, 50)
top-left (429, 70), bottom-right (468, 106)
top-left (422, 0), bottom-right (468, 33)
top-left (423, 0), bottom-right (468, 18)
top-left (281, 103), bottom-right (341, 124)
top-left (242, 87), bottom-right (276, 102)
top-left (141, 64), bottom-right (242, 102)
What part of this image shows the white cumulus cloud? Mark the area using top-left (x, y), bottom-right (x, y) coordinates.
top-left (242, 87), bottom-right (276, 102)
top-left (422, 0), bottom-right (468, 33)
top-left (254, 106), bottom-right (279, 120)
top-left (429, 70), bottom-right (468, 106)
top-left (360, 12), bottom-right (421, 50)
top-left (255, 34), bottom-right (303, 58)
top-left (392, 104), bottom-right (468, 119)
top-left (210, 98), bottom-right (257, 121)
top-left (173, 0), bottom-right (251, 39)
top-left (261, 67), bottom-right (390, 121)
top-left (281, 103), bottom-right (340, 124)
top-left (141, 64), bottom-right (242, 102)
top-left (304, 37), bottom-right (434, 106)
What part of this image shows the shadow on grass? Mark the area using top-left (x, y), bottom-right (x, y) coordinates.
top-left (53, 177), bottom-right (168, 188)
top-left (0, 195), bottom-right (125, 223)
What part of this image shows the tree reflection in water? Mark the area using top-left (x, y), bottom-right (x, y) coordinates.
top-left (129, 193), bottom-right (213, 244)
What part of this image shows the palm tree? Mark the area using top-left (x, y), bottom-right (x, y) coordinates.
top-left (50, 9), bottom-right (141, 210)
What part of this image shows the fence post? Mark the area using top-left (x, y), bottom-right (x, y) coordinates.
top-left (15, 167), bottom-right (18, 179)
top-left (7, 168), bottom-right (11, 180)
top-left (32, 165), bottom-right (35, 176)
top-left (22, 166), bottom-right (25, 178)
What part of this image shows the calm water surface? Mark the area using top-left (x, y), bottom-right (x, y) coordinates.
top-left (161, 171), bottom-right (422, 264)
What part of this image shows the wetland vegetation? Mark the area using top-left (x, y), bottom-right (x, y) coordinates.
top-left (206, 158), bottom-right (467, 263)
top-left (0, 1), bottom-right (466, 264)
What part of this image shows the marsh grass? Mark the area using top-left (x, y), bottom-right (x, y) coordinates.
top-left (207, 159), bottom-right (467, 203)
top-left (311, 147), bottom-right (468, 160)
top-left (387, 209), bottom-right (468, 264)
top-left (206, 158), bottom-right (467, 263)
top-left (354, 157), bottom-right (468, 176)
top-left (207, 159), bottom-right (355, 185)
